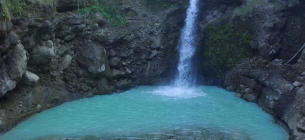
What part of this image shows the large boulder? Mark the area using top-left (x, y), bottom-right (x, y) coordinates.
top-left (77, 42), bottom-right (111, 78)
top-left (0, 44), bottom-right (28, 96)
top-left (28, 40), bottom-right (55, 66)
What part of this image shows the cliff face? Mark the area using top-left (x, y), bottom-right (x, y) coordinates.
top-left (198, 0), bottom-right (305, 139)
top-left (1, 0), bottom-right (305, 139)
top-left (0, 0), bottom-right (189, 132)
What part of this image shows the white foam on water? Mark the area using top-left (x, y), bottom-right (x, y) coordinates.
top-left (151, 86), bottom-right (206, 99)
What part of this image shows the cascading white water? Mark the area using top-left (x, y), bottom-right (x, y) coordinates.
top-left (174, 0), bottom-right (199, 87)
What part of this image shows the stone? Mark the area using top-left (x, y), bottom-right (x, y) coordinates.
top-left (109, 49), bottom-right (117, 57)
top-left (301, 72), bottom-right (305, 76)
top-left (59, 54), bottom-right (72, 71)
top-left (46, 40), bottom-right (53, 48)
top-left (92, 12), bottom-right (107, 27)
top-left (0, 44), bottom-right (28, 96)
top-left (64, 34), bottom-right (75, 41)
top-left (109, 57), bottom-right (121, 67)
top-left (119, 52), bottom-right (128, 58)
top-left (116, 79), bottom-right (132, 90)
top-left (293, 81), bottom-right (302, 87)
top-left (234, 93), bottom-right (242, 97)
top-left (111, 69), bottom-right (123, 79)
top-left (226, 86), bottom-right (234, 91)
top-left (85, 92), bottom-right (94, 97)
top-left (242, 93), bottom-right (257, 102)
top-left (8, 32), bottom-right (19, 47)
top-left (0, 109), bottom-right (7, 126)
top-left (76, 42), bottom-right (111, 78)
top-left (148, 50), bottom-right (158, 59)
top-left (20, 71), bottom-right (39, 86)
top-left (43, 20), bottom-right (52, 31)
top-left (81, 83), bottom-right (88, 92)
top-left (97, 78), bottom-right (112, 94)
top-left (6, 44), bottom-right (28, 81)
top-left (151, 37), bottom-right (161, 49)
top-left (28, 46), bottom-right (55, 66)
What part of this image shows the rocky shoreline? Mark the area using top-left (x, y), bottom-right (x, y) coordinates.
top-left (0, 0), bottom-right (305, 139)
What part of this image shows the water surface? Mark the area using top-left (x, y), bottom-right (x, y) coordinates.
top-left (0, 86), bottom-right (288, 140)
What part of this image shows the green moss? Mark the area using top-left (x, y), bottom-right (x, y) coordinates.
top-left (5, 0), bottom-right (57, 17)
top-left (232, 0), bottom-right (263, 19)
top-left (79, 0), bottom-right (127, 27)
top-left (0, 0), bottom-right (11, 21)
top-left (142, 0), bottom-right (186, 11)
top-left (201, 19), bottom-right (254, 79)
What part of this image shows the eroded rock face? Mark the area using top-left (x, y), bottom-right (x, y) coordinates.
top-left (77, 42), bottom-right (111, 79)
top-left (0, 44), bottom-right (28, 96)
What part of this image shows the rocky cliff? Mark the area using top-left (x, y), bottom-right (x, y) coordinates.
top-left (0, 0), bottom-right (188, 132)
top-left (198, 0), bottom-right (305, 139)
top-left (1, 0), bottom-right (305, 139)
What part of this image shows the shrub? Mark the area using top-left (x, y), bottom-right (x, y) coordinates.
top-left (79, 0), bottom-right (127, 27)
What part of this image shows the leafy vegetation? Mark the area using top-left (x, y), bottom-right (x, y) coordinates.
top-left (4, 0), bottom-right (57, 17)
top-left (142, 0), bottom-right (186, 11)
top-left (232, 0), bottom-right (263, 19)
top-left (201, 19), bottom-right (254, 78)
top-left (79, 0), bottom-right (127, 27)
top-left (0, 0), bottom-right (11, 21)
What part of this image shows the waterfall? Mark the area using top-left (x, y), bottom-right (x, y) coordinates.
top-left (173, 0), bottom-right (199, 87)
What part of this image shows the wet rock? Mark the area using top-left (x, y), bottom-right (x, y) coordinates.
top-left (293, 81), bottom-right (302, 87)
top-left (116, 79), bottom-right (132, 90)
top-left (77, 42), bottom-right (111, 78)
top-left (109, 57), bottom-right (121, 68)
top-left (97, 78), bottom-right (112, 94)
top-left (242, 93), bottom-right (257, 102)
top-left (226, 86), bottom-right (234, 91)
top-left (302, 72), bottom-right (305, 76)
top-left (85, 92), bottom-right (94, 97)
top-left (20, 71), bottom-right (39, 86)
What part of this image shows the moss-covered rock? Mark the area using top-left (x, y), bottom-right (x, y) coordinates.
top-left (200, 19), bottom-right (254, 82)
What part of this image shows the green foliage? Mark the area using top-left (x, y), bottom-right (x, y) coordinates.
top-left (201, 19), bottom-right (254, 78)
top-left (0, 0), bottom-right (11, 21)
top-left (4, 0), bottom-right (57, 17)
top-left (232, 0), bottom-right (262, 19)
top-left (142, 0), bottom-right (186, 11)
top-left (80, 0), bottom-right (127, 27)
